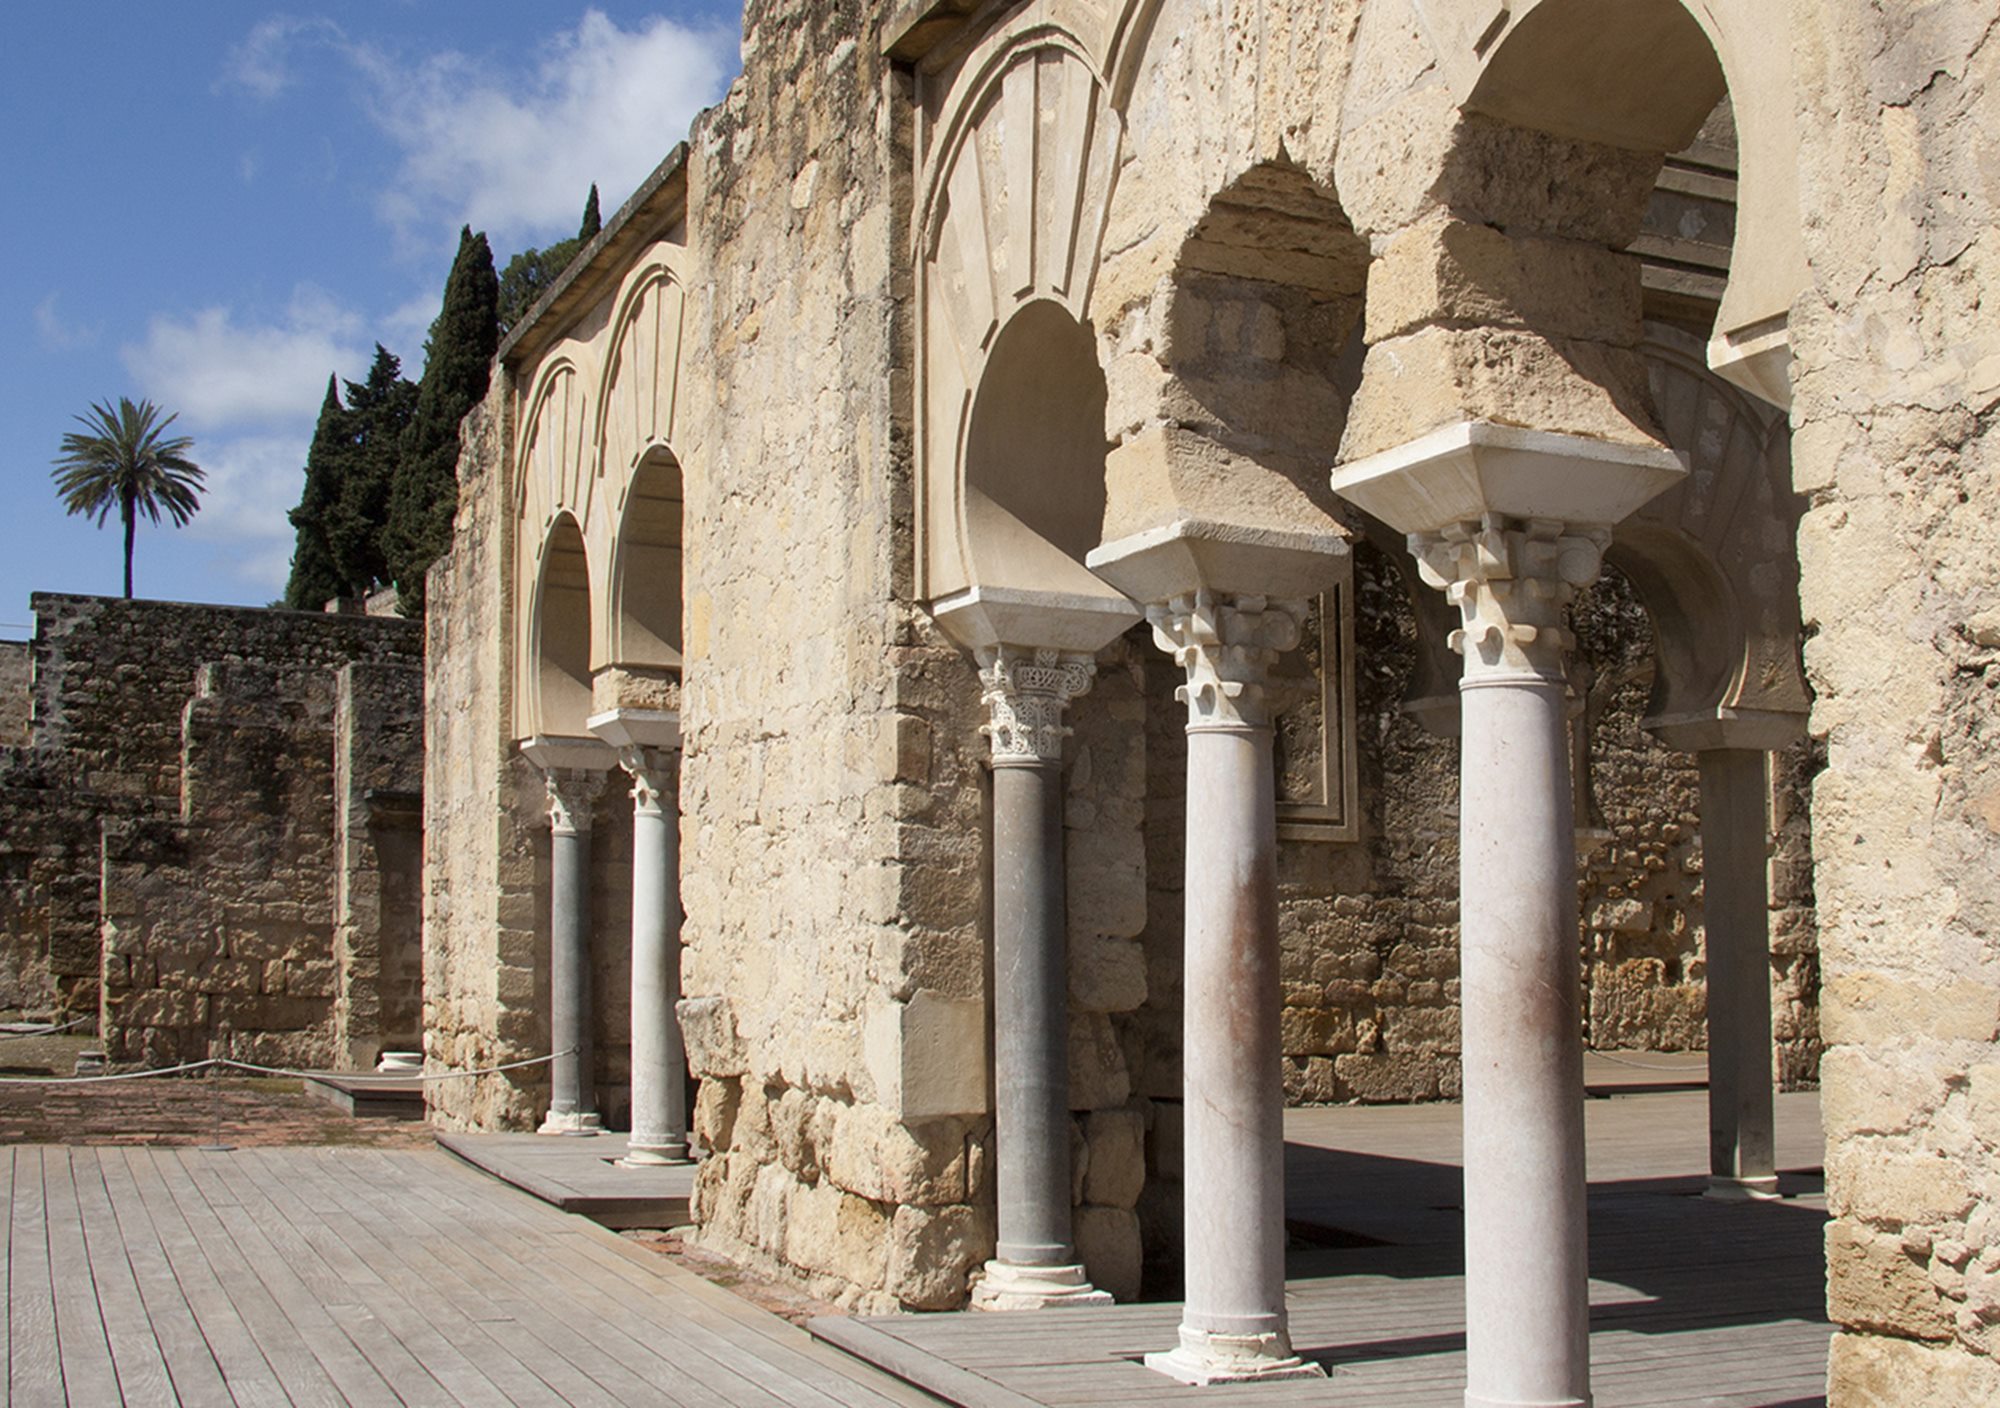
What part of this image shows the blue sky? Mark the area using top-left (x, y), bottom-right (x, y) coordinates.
top-left (2, 3), bottom-right (742, 631)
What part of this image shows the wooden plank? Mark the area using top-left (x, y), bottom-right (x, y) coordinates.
top-left (9, 1146), bottom-right (67, 1404)
top-left (148, 1149), bottom-right (363, 1407)
top-left (68, 1151), bottom-right (178, 1406)
top-left (119, 1145), bottom-right (293, 1408)
top-left (43, 1149), bottom-right (129, 1405)
top-left (94, 1148), bottom-right (236, 1408)
top-left (811, 1317), bottom-right (1046, 1408)
top-left (268, 1148), bottom-right (626, 1408)
top-left (396, 1150), bottom-right (939, 1408)
top-left (165, 1149), bottom-right (429, 1408)
top-left (211, 1150), bottom-right (520, 1408)
top-left (0, 1147), bottom-right (12, 1386)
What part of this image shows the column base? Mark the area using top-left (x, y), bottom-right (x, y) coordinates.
top-left (1466, 1395), bottom-right (1589, 1408)
top-left (618, 1138), bottom-right (693, 1167)
top-left (538, 1110), bottom-right (603, 1136)
top-left (970, 1262), bottom-right (1113, 1312)
top-left (1143, 1329), bottom-right (1325, 1385)
top-left (1703, 1174), bottom-right (1781, 1202)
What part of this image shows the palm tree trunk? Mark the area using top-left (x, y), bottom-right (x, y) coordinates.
top-left (122, 492), bottom-right (135, 599)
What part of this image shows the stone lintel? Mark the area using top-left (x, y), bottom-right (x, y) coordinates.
top-left (880, 0), bottom-right (984, 62)
top-left (931, 584), bottom-right (1138, 656)
top-left (586, 708), bottom-right (682, 754)
top-left (1707, 316), bottom-right (1795, 412)
top-left (1644, 706), bottom-right (1807, 755)
top-left (1332, 420), bottom-right (1685, 537)
top-left (1086, 517), bottom-right (1349, 607)
top-left (519, 734), bottom-right (619, 774)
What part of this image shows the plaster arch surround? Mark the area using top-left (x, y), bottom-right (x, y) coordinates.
top-left (1367, 0), bottom-right (1809, 406)
top-left (915, 24), bottom-right (1135, 646)
top-left (511, 245), bottom-right (693, 737)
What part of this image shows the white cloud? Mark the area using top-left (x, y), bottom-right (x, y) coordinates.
top-left (220, 15), bottom-right (345, 100)
top-left (357, 10), bottom-right (734, 246)
top-left (34, 292), bottom-right (100, 352)
top-left (122, 286), bottom-right (365, 429)
top-left (181, 433), bottom-right (310, 593)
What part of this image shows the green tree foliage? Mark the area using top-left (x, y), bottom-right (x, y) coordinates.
top-left (496, 185), bottom-right (602, 336)
top-left (328, 345), bottom-right (418, 593)
top-left (388, 225), bottom-right (499, 613)
top-left (284, 377), bottom-right (349, 610)
top-left (50, 398), bottom-right (205, 600)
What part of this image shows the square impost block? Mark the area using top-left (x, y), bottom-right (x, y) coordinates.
top-left (1085, 517), bottom-right (1350, 607)
top-left (585, 708), bottom-right (683, 753)
top-left (1331, 420), bottom-right (1685, 536)
top-left (518, 734), bottom-right (619, 773)
top-left (931, 584), bottom-right (1140, 656)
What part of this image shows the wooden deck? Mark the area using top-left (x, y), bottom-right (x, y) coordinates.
top-left (434, 1131), bottom-right (694, 1229)
top-left (3, 1143), bottom-right (936, 1406)
top-left (816, 1089), bottom-right (1829, 1408)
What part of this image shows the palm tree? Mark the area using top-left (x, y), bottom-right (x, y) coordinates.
top-left (50, 398), bottom-right (206, 600)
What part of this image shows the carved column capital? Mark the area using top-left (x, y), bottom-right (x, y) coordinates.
top-left (976, 645), bottom-right (1096, 764)
top-left (618, 746), bottom-right (679, 817)
top-left (1147, 590), bottom-right (1308, 730)
top-left (545, 768), bottom-right (608, 836)
top-left (1409, 516), bottom-right (1609, 684)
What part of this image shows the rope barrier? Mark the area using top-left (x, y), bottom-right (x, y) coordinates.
top-left (1591, 1050), bottom-right (1710, 1074)
top-left (0, 1016), bottom-right (93, 1040)
top-left (0, 1047), bottom-right (576, 1087)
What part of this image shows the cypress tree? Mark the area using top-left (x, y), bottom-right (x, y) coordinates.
top-left (388, 226), bottom-right (498, 614)
top-left (579, 184), bottom-right (602, 241)
top-left (497, 185), bottom-right (601, 335)
top-left (327, 345), bottom-right (417, 595)
top-left (284, 376), bottom-right (350, 610)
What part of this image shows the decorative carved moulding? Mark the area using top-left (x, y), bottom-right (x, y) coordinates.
top-left (975, 645), bottom-right (1097, 764)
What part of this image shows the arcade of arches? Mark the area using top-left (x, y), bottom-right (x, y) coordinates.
top-left (420, 2), bottom-right (2000, 1403)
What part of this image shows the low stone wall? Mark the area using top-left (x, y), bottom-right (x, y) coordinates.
top-left (0, 594), bottom-right (421, 1063)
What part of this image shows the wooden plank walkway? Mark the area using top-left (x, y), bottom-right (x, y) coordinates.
top-left (819, 1090), bottom-right (1830, 1408)
top-left (2, 1144), bottom-right (939, 1407)
top-left (434, 1132), bottom-right (695, 1228)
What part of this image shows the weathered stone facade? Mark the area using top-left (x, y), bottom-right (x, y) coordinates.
top-left (0, 595), bottom-right (422, 1068)
top-left (421, 0), bottom-right (1995, 1393)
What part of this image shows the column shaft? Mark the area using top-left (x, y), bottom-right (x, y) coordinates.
top-left (546, 823), bottom-right (598, 1131)
top-left (971, 645), bottom-right (1106, 1311)
top-left (991, 758), bottom-right (1072, 1265)
top-left (1459, 677), bottom-right (1591, 1408)
top-left (626, 752), bottom-right (689, 1164)
top-left (1698, 749), bottom-right (1777, 1199)
top-left (1180, 720), bottom-right (1287, 1341)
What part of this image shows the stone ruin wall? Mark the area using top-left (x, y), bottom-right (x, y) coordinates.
top-left (1788, 5), bottom-right (2000, 1399)
top-left (0, 594), bottom-right (422, 1067)
top-left (0, 642), bottom-right (28, 748)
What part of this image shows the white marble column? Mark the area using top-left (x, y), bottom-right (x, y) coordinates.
top-left (622, 744), bottom-right (690, 1164)
top-left (971, 646), bottom-right (1110, 1311)
top-left (536, 761), bottom-right (609, 1135)
top-left (1410, 517), bottom-right (1608, 1408)
top-left (1335, 422), bottom-right (1685, 1408)
top-left (1697, 748), bottom-right (1778, 1200)
top-left (1143, 591), bottom-right (1324, 1386)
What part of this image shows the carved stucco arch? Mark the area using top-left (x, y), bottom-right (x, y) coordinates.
top-left (524, 511), bottom-right (595, 740)
top-left (915, 23), bottom-right (1127, 616)
top-left (515, 357), bottom-right (606, 740)
top-left (594, 259), bottom-right (689, 673)
top-left (1348, 0), bottom-right (1808, 406)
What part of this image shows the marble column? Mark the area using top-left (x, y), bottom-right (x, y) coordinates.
top-left (1143, 591), bottom-right (1325, 1386)
top-left (1697, 748), bottom-right (1778, 1200)
top-left (1335, 421), bottom-right (1685, 1408)
top-left (1409, 517), bottom-right (1609, 1408)
top-left (536, 761), bottom-right (609, 1135)
top-left (970, 646), bottom-right (1110, 1311)
top-left (622, 744), bottom-right (690, 1164)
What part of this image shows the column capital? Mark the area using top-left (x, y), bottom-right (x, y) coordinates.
top-left (1147, 590), bottom-right (1307, 730)
top-left (618, 745), bottom-right (679, 816)
top-left (1409, 516), bottom-right (1608, 684)
top-left (976, 645), bottom-right (1096, 764)
top-left (545, 767), bottom-right (608, 836)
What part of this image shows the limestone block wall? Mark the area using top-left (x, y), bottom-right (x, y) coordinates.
top-left (1788, 6), bottom-right (2000, 1398)
top-left (0, 595), bottom-right (420, 1028)
top-left (0, 642), bottom-right (28, 748)
top-left (332, 661), bottom-right (427, 1067)
top-left (101, 663), bottom-right (342, 1066)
